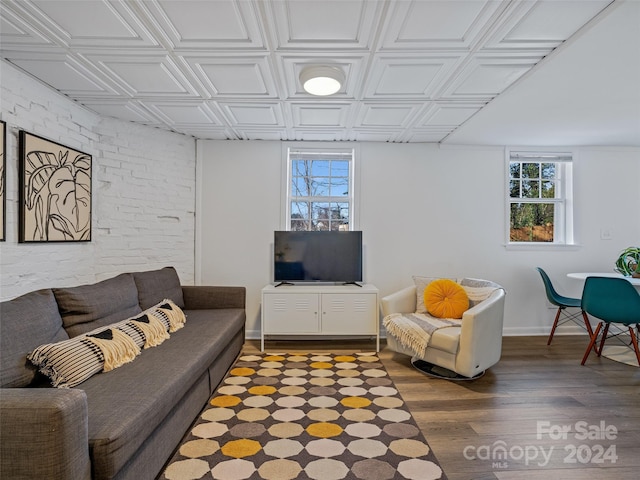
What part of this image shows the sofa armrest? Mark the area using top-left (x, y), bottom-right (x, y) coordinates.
top-left (381, 286), bottom-right (417, 317)
top-left (456, 288), bottom-right (507, 376)
top-left (0, 388), bottom-right (91, 479)
top-left (182, 286), bottom-right (246, 310)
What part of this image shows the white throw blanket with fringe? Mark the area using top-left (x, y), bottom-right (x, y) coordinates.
top-left (383, 313), bottom-right (461, 358)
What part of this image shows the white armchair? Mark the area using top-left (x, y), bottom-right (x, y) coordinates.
top-left (381, 278), bottom-right (506, 379)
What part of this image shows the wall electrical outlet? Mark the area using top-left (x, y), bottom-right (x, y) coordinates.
top-left (600, 228), bottom-right (613, 240)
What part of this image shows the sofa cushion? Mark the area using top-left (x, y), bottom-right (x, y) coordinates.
top-left (80, 308), bottom-right (245, 479)
top-left (132, 267), bottom-right (185, 310)
top-left (0, 289), bottom-right (69, 388)
top-left (430, 326), bottom-right (462, 354)
top-left (54, 274), bottom-right (142, 338)
top-left (424, 279), bottom-right (469, 319)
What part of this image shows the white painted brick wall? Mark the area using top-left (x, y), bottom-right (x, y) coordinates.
top-left (0, 61), bottom-right (196, 301)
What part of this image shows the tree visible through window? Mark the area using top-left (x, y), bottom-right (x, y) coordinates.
top-left (508, 151), bottom-right (573, 244)
top-left (287, 148), bottom-right (354, 231)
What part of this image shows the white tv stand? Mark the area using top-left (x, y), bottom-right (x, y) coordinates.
top-left (261, 284), bottom-right (379, 352)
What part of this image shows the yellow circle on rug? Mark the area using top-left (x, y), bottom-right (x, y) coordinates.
top-left (306, 422), bottom-right (343, 438)
top-left (264, 355), bottom-right (285, 361)
top-left (287, 355), bottom-right (308, 361)
top-left (248, 385), bottom-right (277, 395)
top-left (310, 362), bottom-right (333, 369)
top-left (334, 355), bottom-right (356, 362)
top-left (220, 439), bottom-right (262, 458)
top-left (341, 396), bottom-right (372, 408)
top-left (209, 395), bottom-right (241, 407)
top-left (230, 367), bottom-right (255, 376)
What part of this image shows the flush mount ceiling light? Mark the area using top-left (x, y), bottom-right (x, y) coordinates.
top-left (299, 65), bottom-right (345, 96)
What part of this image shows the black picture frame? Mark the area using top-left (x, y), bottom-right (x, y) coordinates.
top-left (18, 130), bottom-right (92, 243)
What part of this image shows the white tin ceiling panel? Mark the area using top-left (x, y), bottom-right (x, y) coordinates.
top-left (88, 54), bottom-right (199, 96)
top-left (221, 102), bottom-right (284, 127)
top-left (82, 100), bottom-right (158, 124)
top-left (350, 129), bottom-right (403, 142)
top-left (380, 0), bottom-right (505, 50)
top-left (145, 103), bottom-right (222, 127)
top-left (293, 128), bottom-right (348, 142)
top-left (184, 55), bottom-right (276, 97)
top-left (291, 103), bottom-right (351, 127)
top-left (364, 55), bottom-right (461, 98)
top-left (6, 54), bottom-right (117, 95)
top-left (268, 0), bottom-right (381, 50)
top-left (0, 0), bottom-right (625, 144)
top-left (0, 6), bottom-right (59, 48)
top-left (356, 103), bottom-right (422, 127)
top-left (235, 128), bottom-right (287, 141)
top-left (141, 0), bottom-right (265, 50)
top-left (444, 55), bottom-right (541, 98)
top-left (26, 0), bottom-right (159, 48)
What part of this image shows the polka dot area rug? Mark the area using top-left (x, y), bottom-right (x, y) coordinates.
top-left (160, 352), bottom-right (446, 480)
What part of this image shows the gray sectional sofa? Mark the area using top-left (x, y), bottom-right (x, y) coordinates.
top-left (0, 267), bottom-right (246, 480)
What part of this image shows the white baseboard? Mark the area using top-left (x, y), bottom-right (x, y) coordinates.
top-left (245, 326), bottom-right (590, 340)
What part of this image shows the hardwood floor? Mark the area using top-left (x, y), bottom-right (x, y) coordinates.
top-left (244, 335), bottom-right (640, 480)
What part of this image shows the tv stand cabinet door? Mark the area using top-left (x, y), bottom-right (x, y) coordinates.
top-left (320, 292), bottom-right (377, 335)
top-left (263, 292), bottom-right (320, 334)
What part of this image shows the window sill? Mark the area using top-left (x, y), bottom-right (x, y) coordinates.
top-left (504, 243), bottom-right (582, 252)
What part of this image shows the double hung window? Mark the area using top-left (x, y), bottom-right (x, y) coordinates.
top-left (507, 150), bottom-right (574, 244)
top-left (285, 147), bottom-right (355, 231)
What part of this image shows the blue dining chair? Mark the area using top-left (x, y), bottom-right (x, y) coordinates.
top-left (580, 276), bottom-right (640, 366)
top-left (536, 267), bottom-right (592, 344)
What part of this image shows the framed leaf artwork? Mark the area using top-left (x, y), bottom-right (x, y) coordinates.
top-left (18, 131), bottom-right (92, 243)
top-left (0, 120), bottom-right (5, 241)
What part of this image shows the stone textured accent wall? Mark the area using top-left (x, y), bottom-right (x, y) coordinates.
top-left (0, 62), bottom-right (196, 300)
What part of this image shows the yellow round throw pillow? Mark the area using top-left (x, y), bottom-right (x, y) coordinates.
top-left (424, 279), bottom-right (469, 319)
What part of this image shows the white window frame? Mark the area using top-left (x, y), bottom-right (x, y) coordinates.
top-left (505, 148), bottom-right (576, 247)
top-left (282, 144), bottom-right (358, 231)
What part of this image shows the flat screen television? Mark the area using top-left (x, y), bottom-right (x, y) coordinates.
top-left (274, 231), bottom-right (363, 284)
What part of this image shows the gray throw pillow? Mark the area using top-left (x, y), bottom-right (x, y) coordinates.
top-left (132, 266), bottom-right (185, 310)
top-left (53, 273), bottom-right (142, 337)
top-left (0, 289), bottom-right (69, 387)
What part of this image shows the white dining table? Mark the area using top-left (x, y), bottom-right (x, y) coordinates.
top-left (567, 272), bottom-right (640, 288)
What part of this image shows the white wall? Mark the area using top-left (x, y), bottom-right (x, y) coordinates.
top-left (0, 62), bottom-right (196, 300)
top-left (197, 140), bottom-right (640, 337)
top-left (2, 59), bottom-right (638, 337)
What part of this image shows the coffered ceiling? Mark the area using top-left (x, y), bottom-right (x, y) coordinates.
top-left (1, 0), bottom-right (636, 144)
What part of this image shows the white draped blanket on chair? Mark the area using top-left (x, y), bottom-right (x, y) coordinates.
top-left (383, 313), bottom-right (460, 358)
